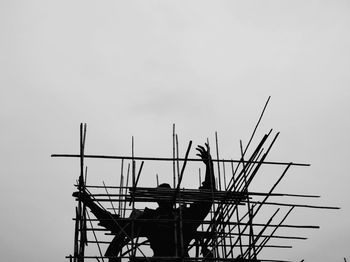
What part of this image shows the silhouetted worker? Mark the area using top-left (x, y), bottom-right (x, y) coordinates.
top-left (73, 144), bottom-right (215, 261)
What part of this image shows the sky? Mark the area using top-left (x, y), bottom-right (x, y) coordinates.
top-left (0, 1), bottom-right (349, 262)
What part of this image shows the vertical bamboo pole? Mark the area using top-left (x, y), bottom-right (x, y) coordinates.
top-left (176, 135), bottom-right (180, 186)
top-left (174, 134), bottom-right (180, 258)
top-left (222, 161), bottom-right (232, 259)
top-left (131, 136), bottom-right (136, 258)
top-left (175, 137), bottom-right (190, 260)
top-left (206, 138), bottom-right (219, 260)
top-left (119, 159), bottom-right (124, 215)
top-left (73, 207), bottom-right (79, 262)
top-left (215, 132), bottom-right (227, 259)
top-left (198, 168), bottom-right (204, 235)
top-left (78, 123), bottom-right (87, 262)
top-left (215, 132), bottom-right (222, 191)
top-left (173, 124), bottom-right (176, 188)
top-left (123, 162), bottom-right (131, 256)
top-left (123, 163), bottom-right (130, 218)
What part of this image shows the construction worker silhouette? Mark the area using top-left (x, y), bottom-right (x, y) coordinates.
top-left (73, 144), bottom-right (215, 261)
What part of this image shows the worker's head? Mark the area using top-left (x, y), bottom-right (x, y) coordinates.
top-left (156, 183), bottom-right (172, 209)
top-left (158, 183), bottom-right (171, 189)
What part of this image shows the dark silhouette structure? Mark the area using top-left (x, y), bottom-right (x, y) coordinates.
top-left (53, 114), bottom-right (339, 262)
top-left (74, 144), bottom-right (216, 261)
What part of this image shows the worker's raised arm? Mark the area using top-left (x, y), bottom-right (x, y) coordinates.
top-left (196, 143), bottom-right (215, 191)
top-left (181, 144), bottom-right (216, 229)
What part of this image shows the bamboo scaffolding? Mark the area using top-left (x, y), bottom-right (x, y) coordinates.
top-left (58, 98), bottom-right (339, 262)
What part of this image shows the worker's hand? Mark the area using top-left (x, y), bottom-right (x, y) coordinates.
top-left (196, 143), bottom-right (211, 165)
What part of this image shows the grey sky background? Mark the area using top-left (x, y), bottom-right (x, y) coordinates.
top-left (0, 1), bottom-right (349, 261)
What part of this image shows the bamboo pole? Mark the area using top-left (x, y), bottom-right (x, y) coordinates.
top-left (123, 163), bottom-right (130, 218)
top-left (173, 124), bottom-right (176, 188)
top-left (222, 161), bottom-right (233, 259)
top-left (243, 96), bottom-right (271, 157)
top-left (69, 255), bottom-right (294, 262)
top-left (173, 141), bottom-right (193, 201)
top-left (82, 186), bottom-right (320, 199)
top-left (215, 132), bottom-right (228, 260)
top-left (243, 209), bottom-right (280, 259)
top-left (85, 211), bottom-right (105, 262)
top-left (118, 159), bottom-right (124, 216)
top-left (255, 206), bottom-right (295, 256)
top-left (78, 123), bottom-right (87, 262)
top-left (131, 136), bottom-right (136, 258)
top-left (74, 207), bottom-right (79, 262)
top-left (175, 140), bottom-right (193, 260)
top-left (51, 153), bottom-right (310, 167)
top-left (78, 218), bottom-right (318, 229)
top-left (246, 200), bottom-right (340, 210)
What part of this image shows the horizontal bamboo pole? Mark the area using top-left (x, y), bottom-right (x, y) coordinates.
top-left (247, 200), bottom-right (340, 210)
top-left (196, 231), bottom-right (307, 240)
top-left (100, 230), bottom-right (308, 240)
top-left (78, 218), bottom-right (319, 229)
top-left (66, 255), bottom-right (293, 262)
top-left (83, 240), bottom-right (292, 249)
top-left (81, 198), bottom-right (246, 205)
top-left (52, 153), bottom-right (310, 167)
top-left (85, 189), bottom-right (319, 198)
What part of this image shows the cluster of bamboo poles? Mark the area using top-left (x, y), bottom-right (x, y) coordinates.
top-left (52, 98), bottom-right (339, 262)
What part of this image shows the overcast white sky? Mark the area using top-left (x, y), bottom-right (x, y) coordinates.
top-left (0, 1), bottom-right (349, 262)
